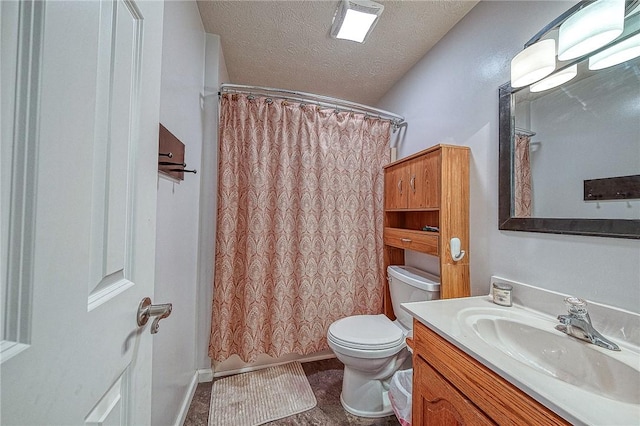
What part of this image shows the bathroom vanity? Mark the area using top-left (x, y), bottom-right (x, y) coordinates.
top-left (403, 278), bottom-right (640, 425)
top-left (383, 144), bottom-right (470, 318)
top-left (412, 320), bottom-right (567, 425)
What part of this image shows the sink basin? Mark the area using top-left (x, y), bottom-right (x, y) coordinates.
top-left (403, 288), bottom-right (640, 425)
top-left (459, 308), bottom-right (640, 405)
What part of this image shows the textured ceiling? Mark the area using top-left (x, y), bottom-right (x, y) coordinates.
top-left (197, 0), bottom-right (478, 106)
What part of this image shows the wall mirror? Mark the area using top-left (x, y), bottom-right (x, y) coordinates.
top-left (499, 1), bottom-right (640, 239)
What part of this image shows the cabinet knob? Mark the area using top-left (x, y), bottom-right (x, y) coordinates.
top-left (398, 179), bottom-right (403, 194)
top-left (410, 175), bottom-right (416, 193)
top-left (401, 238), bottom-right (412, 243)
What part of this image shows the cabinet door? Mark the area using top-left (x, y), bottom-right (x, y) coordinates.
top-left (408, 150), bottom-right (440, 209)
top-left (413, 356), bottom-right (495, 426)
top-left (384, 164), bottom-right (407, 209)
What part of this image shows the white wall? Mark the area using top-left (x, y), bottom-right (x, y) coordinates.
top-left (153, 1), bottom-right (205, 424)
top-left (377, 1), bottom-right (640, 313)
top-left (195, 34), bottom-right (229, 371)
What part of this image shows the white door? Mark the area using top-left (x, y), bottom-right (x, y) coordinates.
top-left (1, 0), bottom-right (164, 424)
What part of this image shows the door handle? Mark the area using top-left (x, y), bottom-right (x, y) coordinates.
top-left (137, 297), bottom-right (172, 334)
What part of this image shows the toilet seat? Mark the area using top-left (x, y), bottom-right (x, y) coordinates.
top-left (328, 314), bottom-right (405, 350)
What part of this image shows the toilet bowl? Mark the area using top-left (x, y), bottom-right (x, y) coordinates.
top-left (327, 266), bottom-right (440, 418)
top-left (328, 314), bottom-right (411, 417)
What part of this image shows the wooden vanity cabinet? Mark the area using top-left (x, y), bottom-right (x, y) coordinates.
top-left (383, 145), bottom-right (469, 317)
top-left (414, 355), bottom-right (494, 425)
top-left (412, 320), bottom-right (570, 426)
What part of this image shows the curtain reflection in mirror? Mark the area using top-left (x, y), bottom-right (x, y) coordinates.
top-left (514, 133), bottom-right (532, 217)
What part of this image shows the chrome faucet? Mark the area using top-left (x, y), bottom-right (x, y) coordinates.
top-left (556, 297), bottom-right (620, 351)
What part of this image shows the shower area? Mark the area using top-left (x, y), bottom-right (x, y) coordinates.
top-left (204, 84), bottom-right (404, 373)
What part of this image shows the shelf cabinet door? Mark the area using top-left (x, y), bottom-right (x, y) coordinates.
top-left (384, 164), bottom-right (408, 209)
top-left (414, 355), bottom-right (495, 426)
top-left (408, 150), bottom-right (440, 209)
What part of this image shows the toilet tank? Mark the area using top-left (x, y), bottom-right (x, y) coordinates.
top-left (387, 265), bottom-right (440, 330)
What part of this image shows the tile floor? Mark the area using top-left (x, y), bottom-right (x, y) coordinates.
top-left (184, 358), bottom-right (402, 426)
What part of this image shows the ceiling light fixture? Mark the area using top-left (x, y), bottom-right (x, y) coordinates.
top-left (530, 64), bottom-right (578, 92)
top-left (557, 0), bottom-right (625, 61)
top-left (330, 0), bottom-right (384, 44)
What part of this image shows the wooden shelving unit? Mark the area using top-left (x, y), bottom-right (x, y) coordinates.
top-left (382, 144), bottom-right (470, 318)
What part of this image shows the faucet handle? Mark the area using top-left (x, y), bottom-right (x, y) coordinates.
top-left (565, 296), bottom-right (588, 316)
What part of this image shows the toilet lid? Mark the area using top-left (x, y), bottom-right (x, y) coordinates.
top-left (328, 315), bottom-right (404, 350)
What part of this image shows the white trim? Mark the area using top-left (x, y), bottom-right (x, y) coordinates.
top-left (2, 0), bottom-right (45, 356)
top-left (213, 352), bottom-right (336, 378)
top-left (0, 341), bottom-right (29, 364)
top-left (197, 368), bottom-right (214, 383)
top-left (87, 276), bottom-right (134, 312)
top-left (173, 371), bottom-right (199, 426)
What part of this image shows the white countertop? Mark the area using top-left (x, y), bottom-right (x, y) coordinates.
top-left (401, 278), bottom-right (640, 426)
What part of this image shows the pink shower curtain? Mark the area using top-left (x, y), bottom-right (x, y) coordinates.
top-left (514, 133), bottom-right (532, 217)
top-left (209, 94), bottom-right (391, 363)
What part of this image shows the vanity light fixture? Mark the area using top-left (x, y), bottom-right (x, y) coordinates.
top-left (510, 39), bottom-right (556, 88)
top-left (330, 0), bottom-right (384, 43)
top-left (557, 0), bottom-right (626, 61)
top-left (589, 33), bottom-right (640, 69)
top-left (530, 64), bottom-right (578, 92)
top-left (509, 0), bottom-right (639, 90)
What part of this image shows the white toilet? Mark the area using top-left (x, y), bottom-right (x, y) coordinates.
top-left (327, 265), bottom-right (440, 418)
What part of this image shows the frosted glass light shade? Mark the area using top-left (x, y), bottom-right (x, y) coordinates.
top-left (558, 0), bottom-right (625, 61)
top-left (589, 33), bottom-right (640, 70)
top-left (511, 39), bottom-right (556, 88)
top-left (336, 9), bottom-right (378, 42)
top-left (530, 64), bottom-right (578, 92)
top-left (330, 0), bottom-right (384, 43)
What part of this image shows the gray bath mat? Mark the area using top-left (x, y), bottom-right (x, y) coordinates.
top-left (208, 361), bottom-right (317, 426)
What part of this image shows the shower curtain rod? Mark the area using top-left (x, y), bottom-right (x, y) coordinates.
top-left (515, 127), bottom-right (536, 137)
top-left (219, 83), bottom-right (405, 132)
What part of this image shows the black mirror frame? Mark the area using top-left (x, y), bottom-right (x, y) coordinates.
top-left (498, 82), bottom-right (640, 239)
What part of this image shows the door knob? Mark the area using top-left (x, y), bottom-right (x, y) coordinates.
top-left (137, 297), bottom-right (172, 334)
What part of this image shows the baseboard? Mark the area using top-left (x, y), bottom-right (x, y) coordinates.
top-left (174, 371), bottom-right (199, 426)
top-left (213, 352), bottom-right (336, 378)
top-left (198, 368), bottom-right (214, 383)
